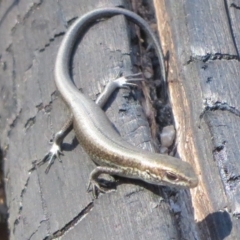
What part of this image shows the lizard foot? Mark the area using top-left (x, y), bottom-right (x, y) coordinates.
top-left (32, 142), bottom-right (63, 173)
top-left (114, 72), bottom-right (144, 88)
top-left (87, 178), bottom-right (114, 199)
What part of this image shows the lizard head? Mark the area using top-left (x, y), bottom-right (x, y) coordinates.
top-left (140, 153), bottom-right (198, 189)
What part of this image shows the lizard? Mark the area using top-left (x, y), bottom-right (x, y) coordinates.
top-left (37, 7), bottom-right (198, 198)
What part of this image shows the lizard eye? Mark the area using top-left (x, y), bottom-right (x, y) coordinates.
top-left (165, 171), bottom-right (178, 181)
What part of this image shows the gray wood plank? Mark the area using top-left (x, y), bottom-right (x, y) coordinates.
top-left (0, 0), bottom-right (195, 239)
top-left (228, 0), bottom-right (240, 56)
top-left (154, 0), bottom-right (240, 239)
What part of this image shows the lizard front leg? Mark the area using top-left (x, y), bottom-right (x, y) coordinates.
top-left (87, 166), bottom-right (125, 199)
top-left (33, 115), bottom-right (73, 173)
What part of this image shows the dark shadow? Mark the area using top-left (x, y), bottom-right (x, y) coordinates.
top-left (62, 136), bottom-right (79, 152)
top-left (0, 0), bottom-right (19, 28)
top-left (197, 211), bottom-right (232, 240)
top-left (0, 223), bottom-right (8, 240)
top-left (164, 50), bottom-right (170, 85)
top-left (0, 147), bottom-right (8, 240)
top-left (118, 176), bottom-right (168, 196)
top-left (95, 175), bottom-right (172, 199)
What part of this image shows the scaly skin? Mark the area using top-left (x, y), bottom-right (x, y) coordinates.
top-left (51, 7), bottom-right (198, 198)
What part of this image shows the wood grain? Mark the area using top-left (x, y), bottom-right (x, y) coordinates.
top-left (154, 0), bottom-right (240, 239)
top-left (0, 0), bottom-right (196, 239)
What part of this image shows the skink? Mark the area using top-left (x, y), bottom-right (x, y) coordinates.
top-left (42, 7), bottom-right (198, 197)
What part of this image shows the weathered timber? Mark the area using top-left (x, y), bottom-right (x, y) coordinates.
top-left (0, 0), bottom-right (201, 239)
top-left (154, 0), bottom-right (240, 239)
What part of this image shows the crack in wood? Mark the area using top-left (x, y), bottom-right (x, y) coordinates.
top-left (9, 109), bottom-right (22, 129)
top-left (200, 100), bottom-right (240, 119)
top-left (36, 171), bottom-right (51, 235)
top-left (24, 116), bottom-right (36, 130)
top-left (124, 188), bottom-right (144, 198)
top-left (12, 173), bottom-right (31, 233)
top-left (43, 202), bottom-right (94, 240)
top-left (67, 17), bottom-right (78, 26)
top-left (10, 0), bottom-right (44, 34)
top-left (36, 103), bottom-right (44, 111)
top-left (224, 0), bottom-right (240, 57)
top-left (185, 53), bottom-right (239, 65)
top-left (39, 32), bottom-right (65, 52)
top-left (22, 0), bottom-right (44, 21)
top-left (213, 144), bottom-right (225, 153)
top-left (24, 91), bottom-right (59, 130)
top-left (5, 43), bottom-right (18, 114)
top-left (28, 218), bottom-right (48, 240)
top-left (230, 3), bottom-right (240, 10)
top-left (213, 143), bottom-right (240, 196)
top-left (0, 0), bottom-right (19, 28)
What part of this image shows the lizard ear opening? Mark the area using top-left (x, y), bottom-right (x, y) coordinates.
top-left (165, 171), bottom-right (178, 181)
